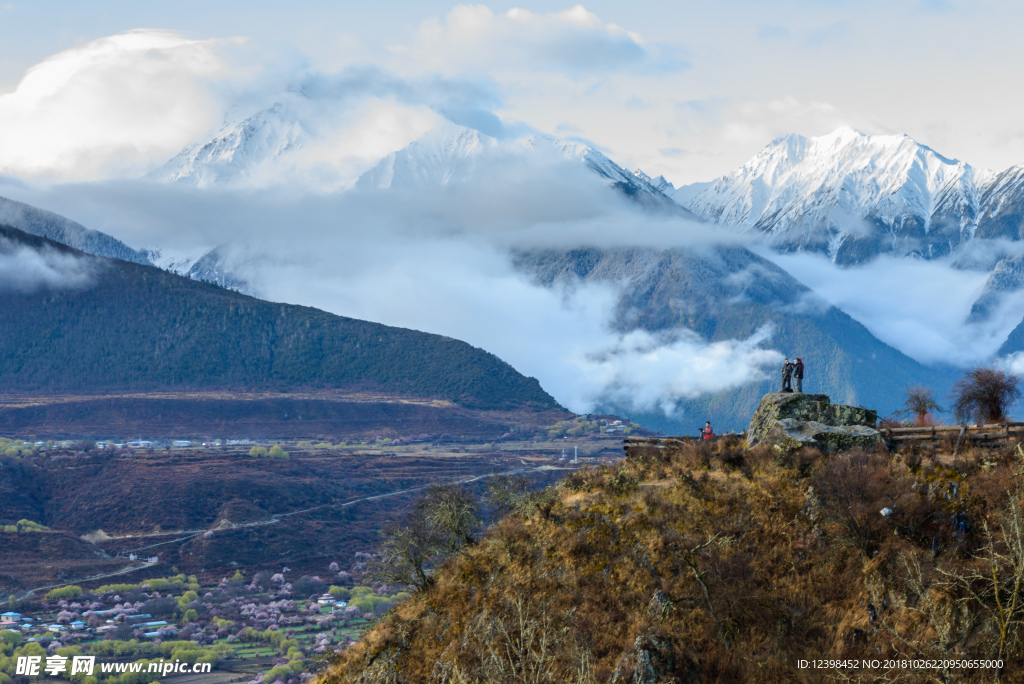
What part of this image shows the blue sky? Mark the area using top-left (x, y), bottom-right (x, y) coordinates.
top-left (3, 1), bottom-right (1024, 184)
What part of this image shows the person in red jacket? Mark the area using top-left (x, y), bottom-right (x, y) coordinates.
top-left (700, 421), bottom-right (714, 440)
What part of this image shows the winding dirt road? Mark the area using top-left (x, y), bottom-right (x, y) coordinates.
top-left (17, 464), bottom-right (577, 599)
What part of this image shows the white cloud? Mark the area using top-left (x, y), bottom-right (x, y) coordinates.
top-left (719, 96), bottom-right (849, 147)
top-left (576, 326), bottom-right (783, 416)
top-left (0, 30), bottom-right (238, 181)
top-left (398, 5), bottom-right (682, 76)
top-left (997, 352), bottom-right (1024, 377)
top-left (239, 237), bottom-right (782, 417)
top-left (763, 250), bottom-right (1008, 366)
top-left (0, 238), bottom-right (97, 291)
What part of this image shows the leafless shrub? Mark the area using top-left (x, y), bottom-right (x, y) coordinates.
top-left (477, 596), bottom-right (570, 684)
top-left (812, 450), bottom-right (892, 556)
top-left (897, 385), bottom-right (944, 426)
top-left (486, 475), bottom-right (557, 521)
top-left (951, 368), bottom-right (1021, 425)
top-left (368, 515), bottom-right (442, 591)
top-left (939, 493), bottom-right (1024, 664)
top-left (865, 551), bottom-right (973, 683)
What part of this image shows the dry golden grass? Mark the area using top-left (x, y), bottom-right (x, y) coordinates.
top-left (320, 439), bottom-right (1024, 683)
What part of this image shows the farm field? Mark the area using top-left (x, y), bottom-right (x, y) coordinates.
top-left (0, 423), bottom-right (631, 593)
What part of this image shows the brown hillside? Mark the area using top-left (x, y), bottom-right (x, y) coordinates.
top-left (321, 440), bottom-right (1024, 683)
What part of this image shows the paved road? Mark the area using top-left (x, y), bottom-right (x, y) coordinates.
top-left (16, 559), bottom-right (159, 600)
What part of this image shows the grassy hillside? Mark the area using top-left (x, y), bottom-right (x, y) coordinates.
top-left (0, 225), bottom-right (557, 411)
top-left (322, 440), bottom-right (1024, 682)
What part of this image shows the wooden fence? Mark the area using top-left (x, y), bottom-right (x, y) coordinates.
top-left (880, 422), bottom-right (1024, 453)
top-left (622, 435), bottom-right (697, 453)
top-left (625, 424), bottom-right (1024, 456)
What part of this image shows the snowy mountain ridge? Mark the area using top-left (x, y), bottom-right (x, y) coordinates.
top-left (0, 195), bottom-right (153, 265)
top-left (355, 123), bottom-right (694, 215)
top-left (155, 89), bottom-right (690, 214)
top-left (669, 127), bottom-right (1002, 264)
top-left (160, 107), bottom-right (1024, 262)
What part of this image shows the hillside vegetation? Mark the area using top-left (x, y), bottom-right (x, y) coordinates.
top-left (0, 225), bottom-right (556, 411)
top-left (322, 440), bottom-right (1024, 683)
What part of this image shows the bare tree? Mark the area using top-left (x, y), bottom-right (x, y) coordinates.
top-left (897, 385), bottom-right (943, 426)
top-left (950, 368), bottom-right (1021, 424)
top-left (368, 515), bottom-right (443, 591)
top-left (418, 483), bottom-right (481, 552)
top-left (369, 484), bottom-right (481, 591)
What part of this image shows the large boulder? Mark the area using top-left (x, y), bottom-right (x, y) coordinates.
top-left (747, 392), bottom-right (882, 453)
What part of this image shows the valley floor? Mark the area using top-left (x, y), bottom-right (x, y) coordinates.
top-left (0, 434), bottom-right (625, 593)
top-left (0, 390), bottom-right (573, 442)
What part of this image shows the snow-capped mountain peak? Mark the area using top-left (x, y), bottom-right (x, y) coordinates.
top-left (356, 120), bottom-right (495, 190)
top-left (152, 102), bottom-right (307, 189)
top-left (670, 127), bottom-right (990, 263)
top-left (151, 90), bottom-right (445, 191)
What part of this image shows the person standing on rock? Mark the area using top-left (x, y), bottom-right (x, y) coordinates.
top-left (782, 358), bottom-right (794, 392)
top-left (793, 358), bottom-right (804, 393)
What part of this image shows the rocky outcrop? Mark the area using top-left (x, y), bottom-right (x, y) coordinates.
top-left (760, 419), bottom-right (883, 453)
top-left (746, 392), bottom-right (882, 453)
top-left (611, 634), bottom-right (691, 684)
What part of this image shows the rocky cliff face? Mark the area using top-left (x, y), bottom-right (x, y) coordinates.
top-left (746, 392), bottom-right (881, 452)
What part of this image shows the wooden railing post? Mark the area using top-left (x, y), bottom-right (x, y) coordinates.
top-left (952, 425), bottom-right (966, 457)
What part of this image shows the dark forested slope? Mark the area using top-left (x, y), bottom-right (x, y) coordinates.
top-left (0, 225), bottom-right (557, 411)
